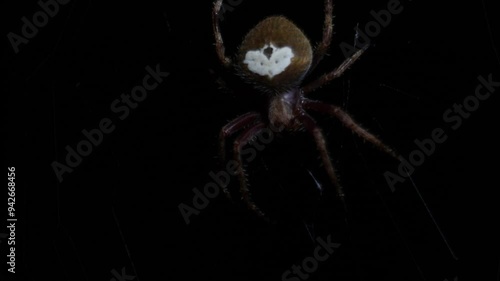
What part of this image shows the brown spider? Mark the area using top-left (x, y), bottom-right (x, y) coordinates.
top-left (213, 0), bottom-right (398, 218)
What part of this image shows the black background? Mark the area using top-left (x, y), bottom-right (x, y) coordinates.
top-left (4, 0), bottom-right (500, 280)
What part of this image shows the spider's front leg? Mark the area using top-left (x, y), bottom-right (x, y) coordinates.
top-left (219, 112), bottom-right (261, 199)
top-left (233, 122), bottom-right (267, 218)
top-left (303, 99), bottom-right (399, 159)
top-left (297, 112), bottom-right (347, 210)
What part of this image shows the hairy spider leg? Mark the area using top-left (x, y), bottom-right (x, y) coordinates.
top-left (309, 0), bottom-right (334, 72)
top-left (219, 112), bottom-right (261, 163)
top-left (233, 122), bottom-right (268, 218)
top-left (297, 112), bottom-right (347, 210)
top-left (219, 112), bottom-right (262, 198)
top-left (303, 46), bottom-right (367, 94)
top-left (213, 0), bottom-right (232, 68)
top-left (303, 100), bottom-right (399, 159)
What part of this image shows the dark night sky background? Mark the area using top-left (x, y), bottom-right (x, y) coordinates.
top-left (4, 0), bottom-right (500, 280)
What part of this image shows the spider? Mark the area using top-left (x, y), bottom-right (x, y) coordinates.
top-left (213, 0), bottom-right (398, 218)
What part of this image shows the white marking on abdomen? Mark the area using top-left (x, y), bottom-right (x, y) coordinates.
top-left (243, 43), bottom-right (294, 79)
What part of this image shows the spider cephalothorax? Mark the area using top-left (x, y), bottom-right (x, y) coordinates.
top-left (213, 0), bottom-right (398, 218)
top-left (237, 16), bottom-right (313, 94)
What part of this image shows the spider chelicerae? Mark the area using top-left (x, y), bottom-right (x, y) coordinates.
top-left (213, 0), bottom-right (398, 218)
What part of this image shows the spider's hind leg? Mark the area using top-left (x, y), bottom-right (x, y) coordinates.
top-left (213, 0), bottom-right (232, 68)
top-left (303, 46), bottom-right (367, 94)
top-left (310, 0), bottom-right (334, 72)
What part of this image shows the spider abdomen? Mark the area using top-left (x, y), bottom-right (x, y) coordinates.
top-left (237, 16), bottom-right (313, 93)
